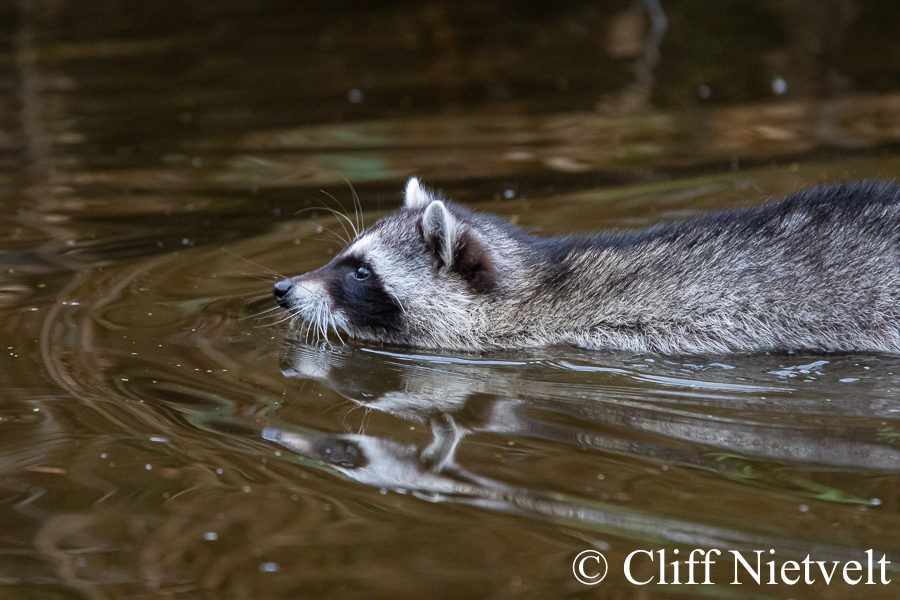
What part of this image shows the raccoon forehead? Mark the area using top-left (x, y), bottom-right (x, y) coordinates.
top-left (344, 216), bottom-right (420, 258)
top-left (344, 232), bottom-right (378, 258)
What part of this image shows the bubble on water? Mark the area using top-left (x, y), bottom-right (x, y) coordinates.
top-left (698, 84), bottom-right (711, 99)
top-left (347, 89), bottom-right (363, 103)
top-left (260, 562), bottom-right (280, 573)
top-left (772, 77), bottom-right (787, 95)
top-left (204, 532), bottom-right (218, 541)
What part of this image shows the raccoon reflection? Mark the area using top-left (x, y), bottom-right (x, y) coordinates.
top-left (278, 343), bottom-right (900, 472)
top-left (274, 178), bottom-right (900, 355)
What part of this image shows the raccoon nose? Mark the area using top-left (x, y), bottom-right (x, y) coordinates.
top-left (273, 280), bottom-right (293, 308)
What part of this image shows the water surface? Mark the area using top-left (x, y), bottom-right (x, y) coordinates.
top-left (2, 2), bottom-right (900, 598)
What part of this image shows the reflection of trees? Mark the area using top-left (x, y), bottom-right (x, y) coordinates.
top-left (11, 0), bottom-right (900, 192)
top-left (599, 0), bottom-right (668, 114)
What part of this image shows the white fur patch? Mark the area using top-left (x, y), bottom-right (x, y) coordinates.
top-left (404, 177), bottom-right (434, 210)
top-left (292, 278), bottom-right (326, 301)
top-left (347, 232), bottom-right (376, 257)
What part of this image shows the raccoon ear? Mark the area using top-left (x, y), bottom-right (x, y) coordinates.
top-left (421, 200), bottom-right (456, 268)
top-left (404, 177), bottom-right (435, 210)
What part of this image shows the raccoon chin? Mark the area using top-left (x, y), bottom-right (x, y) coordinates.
top-left (290, 302), bottom-right (349, 345)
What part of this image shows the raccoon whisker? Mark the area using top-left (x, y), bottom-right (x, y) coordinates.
top-left (263, 312), bottom-right (297, 328)
top-left (240, 273), bottom-right (281, 283)
top-left (220, 249), bottom-right (286, 279)
top-left (259, 309), bottom-right (294, 326)
top-left (314, 221), bottom-right (350, 246)
top-left (306, 312), bottom-right (317, 344)
top-left (317, 206), bottom-right (357, 241)
top-left (302, 319), bottom-right (312, 344)
top-left (322, 308), bottom-right (332, 342)
top-left (282, 235), bottom-right (346, 245)
top-left (330, 315), bottom-right (345, 345)
top-left (351, 180), bottom-right (364, 231)
top-left (315, 304), bottom-right (326, 343)
top-left (306, 308), bottom-right (318, 343)
top-left (317, 186), bottom-right (357, 234)
top-left (312, 305), bottom-right (321, 341)
top-left (340, 402), bottom-right (358, 431)
top-left (318, 190), bottom-right (360, 239)
top-left (295, 208), bottom-right (352, 244)
top-left (293, 215), bottom-right (348, 246)
top-left (279, 307), bottom-right (305, 326)
top-left (240, 306), bottom-right (280, 320)
top-left (245, 310), bottom-right (288, 323)
top-left (317, 188), bottom-right (353, 222)
top-left (340, 174), bottom-right (364, 232)
top-left (358, 406), bottom-right (371, 435)
top-left (341, 402), bottom-right (371, 434)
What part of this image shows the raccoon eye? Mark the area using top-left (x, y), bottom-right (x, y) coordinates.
top-left (352, 266), bottom-right (371, 281)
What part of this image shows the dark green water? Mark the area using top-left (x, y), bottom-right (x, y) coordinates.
top-left (2, 1), bottom-right (899, 598)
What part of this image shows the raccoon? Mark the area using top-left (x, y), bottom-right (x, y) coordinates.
top-left (273, 178), bottom-right (900, 355)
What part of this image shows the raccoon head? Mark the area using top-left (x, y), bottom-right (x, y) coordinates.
top-left (273, 178), bottom-right (510, 348)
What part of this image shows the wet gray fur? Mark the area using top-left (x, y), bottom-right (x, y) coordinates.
top-left (276, 178), bottom-right (900, 355)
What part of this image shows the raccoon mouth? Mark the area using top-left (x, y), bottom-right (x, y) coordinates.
top-left (273, 279), bottom-right (349, 344)
top-left (289, 300), bottom-right (350, 345)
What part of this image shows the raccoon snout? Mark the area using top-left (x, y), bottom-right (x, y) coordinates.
top-left (273, 279), bottom-right (293, 308)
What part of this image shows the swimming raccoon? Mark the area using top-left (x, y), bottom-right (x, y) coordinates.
top-left (273, 178), bottom-right (900, 355)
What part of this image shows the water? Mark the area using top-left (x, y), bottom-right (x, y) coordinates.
top-left (2, 1), bottom-right (900, 598)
